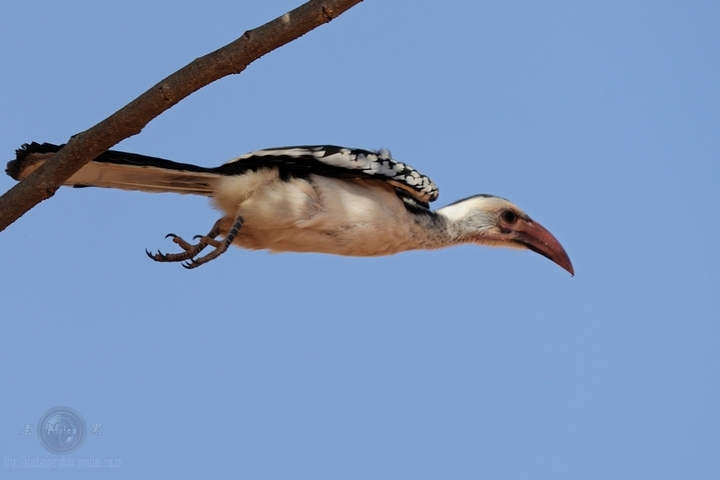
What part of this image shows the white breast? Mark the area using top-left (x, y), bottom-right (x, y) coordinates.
top-left (211, 170), bottom-right (446, 256)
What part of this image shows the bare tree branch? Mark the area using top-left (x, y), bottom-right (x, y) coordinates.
top-left (0, 0), bottom-right (362, 233)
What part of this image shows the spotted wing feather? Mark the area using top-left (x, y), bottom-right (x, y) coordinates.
top-left (218, 146), bottom-right (439, 203)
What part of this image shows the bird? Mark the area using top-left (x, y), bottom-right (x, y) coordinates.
top-left (7, 142), bottom-right (573, 274)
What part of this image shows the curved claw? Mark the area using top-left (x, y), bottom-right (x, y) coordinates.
top-left (165, 233), bottom-right (178, 239)
top-left (146, 249), bottom-right (169, 262)
top-left (181, 260), bottom-right (198, 270)
top-left (193, 235), bottom-right (203, 241)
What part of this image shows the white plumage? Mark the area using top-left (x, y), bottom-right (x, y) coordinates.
top-left (7, 142), bottom-right (573, 274)
top-left (212, 173), bottom-right (442, 256)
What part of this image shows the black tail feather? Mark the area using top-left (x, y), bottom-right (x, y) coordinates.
top-left (6, 142), bottom-right (218, 196)
top-left (7, 142), bottom-right (62, 180)
top-left (7, 142), bottom-right (215, 181)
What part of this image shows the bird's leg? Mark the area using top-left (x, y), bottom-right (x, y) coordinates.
top-left (146, 219), bottom-right (224, 263)
top-left (181, 215), bottom-right (244, 269)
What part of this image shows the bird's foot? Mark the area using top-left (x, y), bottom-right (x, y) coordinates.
top-left (146, 216), bottom-right (243, 269)
top-left (146, 233), bottom-right (218, 263)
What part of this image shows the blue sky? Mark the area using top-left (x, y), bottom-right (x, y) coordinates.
top-left (1, 1), bottom-right (718, 478)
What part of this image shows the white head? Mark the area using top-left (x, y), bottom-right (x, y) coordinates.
top-left (438, 195), bottom-right (574, 275)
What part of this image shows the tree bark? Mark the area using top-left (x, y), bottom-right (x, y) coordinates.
top-left (0, 0), bottom-right (362, 233)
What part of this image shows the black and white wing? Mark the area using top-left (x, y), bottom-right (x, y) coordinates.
top-left (215, 146), bottom-right (439, 204)
top-left (8, 143), bottom-right (440, 204)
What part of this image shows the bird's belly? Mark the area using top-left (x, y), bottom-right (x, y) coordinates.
top-left (215, 174), bottom-right (428, 256)
top-left (232, 224), bottom-right (415, 257)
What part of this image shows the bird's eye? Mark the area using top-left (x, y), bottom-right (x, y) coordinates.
top-left (500, 210), bottom-right (518, 224)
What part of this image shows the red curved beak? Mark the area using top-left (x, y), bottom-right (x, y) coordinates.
top-left (512, 219), bottom-right (574, 275)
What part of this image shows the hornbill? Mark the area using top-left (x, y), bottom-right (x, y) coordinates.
top-left (7, 142), bottom-right (573, 274)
